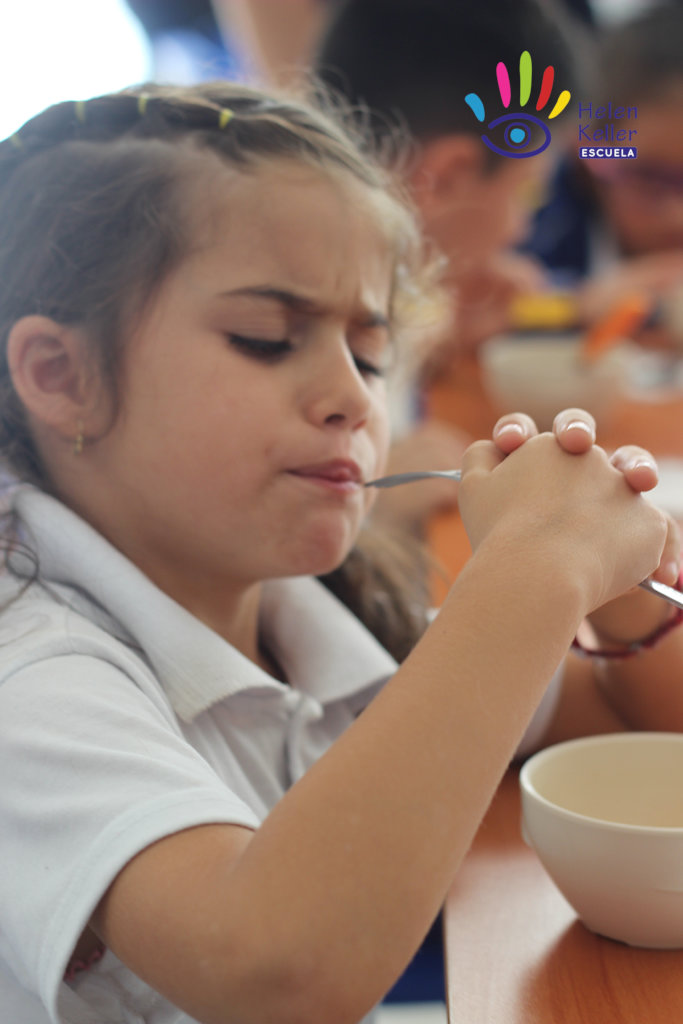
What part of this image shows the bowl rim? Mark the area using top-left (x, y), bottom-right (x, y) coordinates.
top-left (482, 332), bottom-right (583, 350)
top-left (519, 732), bottom-right (683, 835)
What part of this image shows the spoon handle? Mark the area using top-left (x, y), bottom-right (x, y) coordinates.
top-left (364, 469), bottom-right (462, 488)
top-left (365, 472), bottom-right (683, 613)
top-left (639, 578), bottom-right (683, 611)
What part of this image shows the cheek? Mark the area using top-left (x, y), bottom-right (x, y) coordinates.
top-left (363, 489), bottom-right (380, 521)
top-left (370, 388), bottom-right (391, 461)
top-left (377, 425), bottom-right (391, 468)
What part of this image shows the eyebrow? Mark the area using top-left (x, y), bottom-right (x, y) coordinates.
top-left (218, 286), bottom-right (391, 329)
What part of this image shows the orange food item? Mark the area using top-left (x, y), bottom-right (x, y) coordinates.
top-left (581, 294), bottom-right (653, 362)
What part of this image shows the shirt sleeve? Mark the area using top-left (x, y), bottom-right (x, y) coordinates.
top-left (0, 654), bottom-right (260, 1017)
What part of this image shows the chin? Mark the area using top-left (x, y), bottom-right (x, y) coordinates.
top-left (295, 546), bottom-right (353, 579)
top-left (285, 525), bottom-right (358, 578)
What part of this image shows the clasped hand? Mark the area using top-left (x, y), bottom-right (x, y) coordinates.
top-left (457, 408), bottom-right (680, 623)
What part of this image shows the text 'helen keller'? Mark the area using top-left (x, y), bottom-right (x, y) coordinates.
top-left (578, 102), bottom-right (637, 159)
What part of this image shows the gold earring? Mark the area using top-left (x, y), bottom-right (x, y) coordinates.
top-left (73, 420), bottom-right (85, 456)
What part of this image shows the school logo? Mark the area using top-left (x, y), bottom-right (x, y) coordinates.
top-left (465, 50), bottom-right (571, 158)
top-left (577, 102), bottom-right (637, 159)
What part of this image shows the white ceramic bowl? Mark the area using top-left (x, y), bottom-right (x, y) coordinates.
top-left (520, 733), bottom-right (683, 948)
top-left (480, 334), bottom-right (635, 430)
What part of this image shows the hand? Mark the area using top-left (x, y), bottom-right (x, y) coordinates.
top-left (492, 406), bottom-right (661, 495)
top-left (457, 410), bottom-right (668, 613)
top-left (424, 252), bottom-right (546, 372)
top-left (490, 406), bottom-right (678, 587)
top-left (491, 406), bottom-right (681, 637)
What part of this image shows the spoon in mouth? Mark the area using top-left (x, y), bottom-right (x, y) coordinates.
top-left (365, 469), bottom-right (683, 612)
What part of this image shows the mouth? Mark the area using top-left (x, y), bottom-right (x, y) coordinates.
top-left (288, 459), bottom-right (364, 493)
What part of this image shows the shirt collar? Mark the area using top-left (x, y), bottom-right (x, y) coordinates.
top-left (9, 486), bottom-right (396, 722)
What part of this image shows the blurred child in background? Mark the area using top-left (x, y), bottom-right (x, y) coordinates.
top-left (523, 2), bottom-right (683, 351)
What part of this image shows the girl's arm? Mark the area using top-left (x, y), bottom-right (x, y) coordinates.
top-left (495, 411), bottom-right (683, 745)
top-left (91, 430), bottom-right (666, 1024)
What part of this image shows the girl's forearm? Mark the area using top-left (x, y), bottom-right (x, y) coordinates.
top-left (220, 535), bottom-right (588, 1022)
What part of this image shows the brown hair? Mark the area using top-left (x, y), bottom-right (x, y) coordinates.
top-left (0, 81), bottom-right (438, 658)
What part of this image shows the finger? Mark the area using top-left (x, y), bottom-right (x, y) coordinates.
top-left (492, 413), bottom-right (538, 455)
top-left (460, 438), bottom-right (507, 476)
top-left (651, 514), bottom-right (680, 586)
top-left (552, 408), bottom-right (596, 454)
top-left (610, 445), bottom-right (659, 492)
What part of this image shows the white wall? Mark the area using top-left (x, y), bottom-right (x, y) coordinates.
top-left (0, 0), bottom-right (150, 138)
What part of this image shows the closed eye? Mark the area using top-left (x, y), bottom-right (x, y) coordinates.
top-left (353, 354), bottom-right (385, 378)
top-left (227, 333), bottom-right (388, 380)
top-left (226, 334), bottom-right (293, 360)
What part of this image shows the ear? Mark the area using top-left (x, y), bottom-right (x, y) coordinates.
top-left (7, 316), bottom-right (103, 439)
top-left (408, 134), bottom-right (486, 218)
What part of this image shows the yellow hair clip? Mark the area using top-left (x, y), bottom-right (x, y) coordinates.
top-left (74, 100), bottom-right (87, 124)
top-left (218, 107), bottom-right (234, 129)
top-left (137, 94), bottom-right (149, 116)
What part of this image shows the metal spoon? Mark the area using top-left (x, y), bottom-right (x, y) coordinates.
top-left (639, 578), bottom-right (683, 611)
top-left (364, 469), bottom-right (462, 488)
top-left (365, 469), bottom-right (683, 612)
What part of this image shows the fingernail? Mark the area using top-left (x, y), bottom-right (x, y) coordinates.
top-left (495, 422), bottom-right (525, 439)
top-left (626, 457), bottom-right (657, 473)
top-left (662, 561), bottom-right (680, 585)
top-left (561, 419), bottom-right (595, 437)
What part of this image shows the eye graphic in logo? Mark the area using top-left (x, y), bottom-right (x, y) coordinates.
top-left (465, 50), bottom-right (571, 158)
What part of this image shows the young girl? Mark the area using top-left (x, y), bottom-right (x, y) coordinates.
top-left (0, 81), bottom-right (679, 1024)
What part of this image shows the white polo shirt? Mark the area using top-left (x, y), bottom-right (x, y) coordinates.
top-left (0, 485), bottom-right (397, 1024)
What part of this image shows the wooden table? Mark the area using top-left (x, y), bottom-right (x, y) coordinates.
top-left (444, 769), bottom-right (683, 1023)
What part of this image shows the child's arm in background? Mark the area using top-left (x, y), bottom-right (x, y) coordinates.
top-left (525, 555), bottom-right (683, 748)
top-left (90, 416), bottom-right (667, 1024)
top-left (568, 558), bottom-right (683, 735)
top-left (537, 608), bottom-right (683, 748)
top-left (217, 0), bottom-right (324, 87)
top-left (423, 251), bottom-right (546, 368)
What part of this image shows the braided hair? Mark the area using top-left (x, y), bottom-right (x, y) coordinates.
top-left (0, 81), bottom-right (436, 659)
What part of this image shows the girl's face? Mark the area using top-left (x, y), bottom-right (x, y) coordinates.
top-left (80, 161), bottom-right (395, 607)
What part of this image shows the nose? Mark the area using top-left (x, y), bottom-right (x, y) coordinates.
top-left (302, 334), bottom-right (373, 431)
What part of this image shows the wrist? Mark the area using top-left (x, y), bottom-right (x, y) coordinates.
top-left (476, 523), bottom-right (603, 620)
top-left (471, 528), bottom-right (589, 629)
